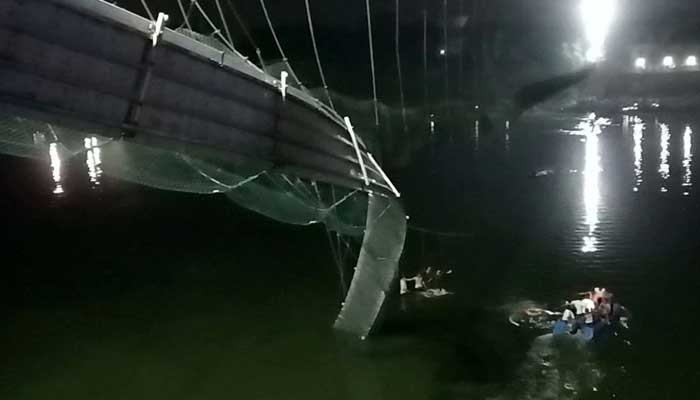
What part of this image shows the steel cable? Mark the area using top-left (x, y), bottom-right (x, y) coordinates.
top-left (304, 0), bottom-right (335, 111)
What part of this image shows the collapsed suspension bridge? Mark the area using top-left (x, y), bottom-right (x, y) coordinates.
top-left (0, 0), bottom-right (459, 338)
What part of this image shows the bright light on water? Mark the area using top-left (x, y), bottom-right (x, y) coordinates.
top-left (659, 123), bottom-right (670, 192)
top-left (582, 236), bottom-right (597, 253)
top-left (683, 125), bottom-right (693, 193)
top-left (581, 115), bottom-right (602, 252)
top-left (685, 56), bottom-right (698, 67)
top-left (634, 57), bottom-right (647, 70)
top-left (49, 142), bottom-right (63, 195)
top-left (633, 117), bottom-right (644, 191)
top-left (84, 136), bottom-right (102, 186)
top-left (580, 0), bottom-right (617, 63)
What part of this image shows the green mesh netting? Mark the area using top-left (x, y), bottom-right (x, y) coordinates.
top-left (99, 141), bottom-right (252, 194)
top-left (0, 77), bottom-right (403, 339)
top-left (98, 139), bottom-right (368, 236)
top-left (0, 110), bottom-right (111, 161)
top-left (225, 174), bottom-right (367, 236)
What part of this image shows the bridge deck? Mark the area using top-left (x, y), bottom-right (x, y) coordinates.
top-left (0, 0), bottom-right (395, 197)
top-left (0, 0), bottom-right (404, 339)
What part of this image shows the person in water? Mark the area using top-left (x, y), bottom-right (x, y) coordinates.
top-left (568, 295), bottom-right (595, 316)
top-left (400, 267), bottom-right (453, 296)
top-left (399, 270), bottom-right (427, 295)
top-left (568, 292), bottom-right (596, 334)
top-left (595, 297), bottom-right (611, 323)
top-left (581, 294), bottom-right (596, 319)
top-left (561, 303), bottom-right (577, 323)
top-left (425, 268), bottom-right (452, 289)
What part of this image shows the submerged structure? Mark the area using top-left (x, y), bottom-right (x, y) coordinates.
top-left (0, 0), bottom-right (406, 338)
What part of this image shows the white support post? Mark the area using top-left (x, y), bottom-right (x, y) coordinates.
top-left (344, 117), bottom-right (369, 187)
top-left (151, 12), bottom-right (169, 47)
top-left (367, 153), bottom-right (401, 198)
top-left (279, 71), bottom-right (288, 100)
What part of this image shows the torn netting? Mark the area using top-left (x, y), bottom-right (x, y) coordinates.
top-left (0, 103), bottom-right (404, 339)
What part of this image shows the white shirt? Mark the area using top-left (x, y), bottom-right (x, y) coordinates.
top-left (570, 300), bottom-right (585, 315)
top-left (414, 275), bottom-right (425, 289)
top-left (562, 309), bottom-right (576, 321)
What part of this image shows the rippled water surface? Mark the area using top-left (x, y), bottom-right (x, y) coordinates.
top-left (3, 112), bottom-right (700, 399)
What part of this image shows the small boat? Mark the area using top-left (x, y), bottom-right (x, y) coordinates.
top-left (552, 308), bottom-right (629, 342)
top-left (508, 300), bottom-right (629, 342)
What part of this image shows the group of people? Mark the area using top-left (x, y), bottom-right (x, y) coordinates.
top-left (400, 267), bottom-right (452, 296)
top-left (560, 287), bottom-right (624, 334)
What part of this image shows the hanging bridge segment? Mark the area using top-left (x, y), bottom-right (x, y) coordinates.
top-left (0, 0), bottom-right (404, 339)
top-left (0, 0), bottom-right (397, 197)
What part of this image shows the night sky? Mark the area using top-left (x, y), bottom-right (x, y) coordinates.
top-left (113, 0), bottom-right (700, 105)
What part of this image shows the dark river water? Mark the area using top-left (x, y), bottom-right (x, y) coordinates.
top-left (2, 112), bottom-right (700, 399)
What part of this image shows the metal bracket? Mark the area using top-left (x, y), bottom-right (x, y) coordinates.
top-left (125, 12), bottom-right (168, 131)
top-left (149, 12), bottom-right (169, 47)
top-left (344, 117), bottom-right (369, 186)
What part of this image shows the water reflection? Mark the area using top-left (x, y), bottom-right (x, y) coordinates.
top-left (581, 116), bottom-right (602, 253)
top-left (505, 129), bottom-right (511, 154)
top-left (683, 125), bottom-right (693, 195)
top-left (49, 142), bottom-right (63, 195)
top-left (84, 136), bottom-right (102, 187)
top-left (632, 117), bottom-right (644, 192)
top-left (659, 123), bottom-right (670, 192)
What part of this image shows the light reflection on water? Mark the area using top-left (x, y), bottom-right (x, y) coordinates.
top-left (84, 136), bottom-right (102, 187)
top-left (632, 117), bottom-right (644, 192)
top-left (581, 116), bottom-right (602, 253)
top-left (659, 123), bottom-right (670, 192)
top-left (683, 125), bottom-right (693, 195)
top-left (505, 130), bottom-right (511, 154)
top-left (43, 136), bottom-right (106, 195)
top-left (48, 142), bottom-right (63, 195)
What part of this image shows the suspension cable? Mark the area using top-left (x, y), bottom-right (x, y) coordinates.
top-left (423, 6), bottom-right (428, 113)
top-left (312, 182), bottom-right (346, 297)
top-left (365, 0), bottom-right (379, 126)
top-left (214, 0), bottom-right (234, 49)
top-left (396, 0), bottom-right (407, 133)
top-left (258, 0), bottom-right (305, 90)
top-left (304, 0), bottom-right (335, 111)
top-left (458, 0), bottom-right (464, 98)
top-left (176, 0), bottom-right (193, 31)
top-left (330, 185), bottom-right (344, 271)
top-left (177, 0), bottom-right (195, 30)
top-left (443, 0), bottom-right (449, 107)
top-left (224, 0), bottom-right (266, 70)
top-left (139, 0), bottom-right (154, 21)
top-left (191, 0), bottom-right (236, 52)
